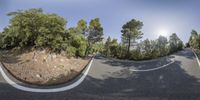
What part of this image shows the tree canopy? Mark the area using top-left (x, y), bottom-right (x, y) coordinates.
top-left (121, 19), bottom-right (143, 57)
top-left (0, 8), bottom-right (186, 60)
top-left (0, 8), bottom-right (104, 57)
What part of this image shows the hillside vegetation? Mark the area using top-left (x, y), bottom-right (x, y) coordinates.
top-left (0, 8), bottom-right (103, 57)
top-left (0, 8), bottom-right (190, 61)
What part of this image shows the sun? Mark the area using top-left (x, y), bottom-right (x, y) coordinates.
top-left (157, 29), bottom-right (169, 37)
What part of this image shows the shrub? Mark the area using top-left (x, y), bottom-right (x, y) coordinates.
top-left (65, 46), bottom-right (76, 57)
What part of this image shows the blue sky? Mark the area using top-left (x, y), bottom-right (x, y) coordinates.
top-left (1, 0), bottom-right (200, 43)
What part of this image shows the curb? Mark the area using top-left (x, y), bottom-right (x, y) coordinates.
top-left (192, 50), bottom-right (200, 68)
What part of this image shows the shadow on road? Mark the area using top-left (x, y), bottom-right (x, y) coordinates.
top-left (75, 60), bottom-right (200, 99)
top-left (98, 56), bottom-right (173, 70)
top-left (173, 49), bottom-right (195, 60)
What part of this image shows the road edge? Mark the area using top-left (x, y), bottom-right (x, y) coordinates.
top-left (192, 49), bottom-right (200, 68)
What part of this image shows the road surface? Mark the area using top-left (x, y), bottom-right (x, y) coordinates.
top-left (0, 49), bottom-right (200, 100)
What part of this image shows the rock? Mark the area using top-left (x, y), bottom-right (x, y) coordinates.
top-left (43, 56), bottom-right (47, 60)
top-left (60, 51), bottom-right (66, 56)
top-left (41, 50), bottom-right (46, 54)
top-left (36, 74), bottom-right (41, 78)
top-left (47, 55), bottom-right (52, 61)
top-left (60, 59), bottom-right (64, 62)
top-left (52, 54), bottom-right (57, 59)
top-left (34, 59), bottom-right (38, 62)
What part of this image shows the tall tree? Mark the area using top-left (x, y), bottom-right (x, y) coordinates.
top-left (169, 33), bottom-right (183, 53)
top-left (76, 19), bottom-right (87, 35)
top-left (121, 19), bottom-right (143, 57)
top-left (85, 18), bottom-right (104, 55)
top-left (156, 36), bottom-right (169, 56)
top-left (189, 30), bottom-right (199, 48)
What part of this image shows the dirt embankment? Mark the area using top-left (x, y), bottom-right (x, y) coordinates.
top-left (0, 48), bottom-right (90, 85)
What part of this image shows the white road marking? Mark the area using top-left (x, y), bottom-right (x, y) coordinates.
top-left (0, 58), bottom-right (94, 93)
top-left (192, 50), bottom-right (200, 68)
top-left (129, 59), bottom-right (175, 72)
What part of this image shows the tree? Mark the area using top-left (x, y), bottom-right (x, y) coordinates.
top-left (91, 42), bottom-right (104, 55)
top-left (1, 8), bottom-right (89, 57)
top-left (76, 19), bottom-right (87, 35)
top-left (156, 36), bottom-right (169, 56)
top-left (65, 28), bottom-right (87, 57)
top-left (104, 37), bottom-right (112, 56)
top-left (0, 32), bottom-right (3, 49)
top-left (129, 42), bottom-right (143, 60)
top-left (103, 37), bottom-right (119, 57)
top-left (85, 18), bottom-right (104, 55)
top-left (1, 8), bottom-right (67, 52)
top-left (110, 39), bottom-right (118, 57)
top-left (121, 19), bottom-right (143, 57)
top-left (7, 8), bottom-right (46, 47)
top-left (142, 39), bottom-right (152, 59)
top-left (189, 30), bottom-right (200, 49)
top-left (189, 30), bottom-right (198, 47)
top-left (169, 33), bottom-right (183, 53)
top-left (150, 40), bottom-right (159, 58)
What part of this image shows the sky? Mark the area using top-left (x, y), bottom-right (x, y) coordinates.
top-left (0, 0), bottom-right (200, 43)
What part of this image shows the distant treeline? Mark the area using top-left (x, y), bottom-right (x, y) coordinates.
top-left (1, 8), bottom-right (198, 60)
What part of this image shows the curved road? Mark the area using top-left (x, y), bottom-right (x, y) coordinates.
top-left (0, 49), bottom-right (200, 100)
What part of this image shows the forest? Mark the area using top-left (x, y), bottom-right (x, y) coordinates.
top-left (0, 8), bottom-right (199, 61)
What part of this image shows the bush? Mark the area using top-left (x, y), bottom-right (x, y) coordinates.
top-left (129, 49), bottom-right (143, 60)
top-left (66, 28), bottom-right (87, 57)
top-left (65, 46), bottom-right (76, 57)
top-left (116, 44), bottom-right (127, 59)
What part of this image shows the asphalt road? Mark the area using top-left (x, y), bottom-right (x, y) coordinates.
top-left (0, 48), bottom-right (200, 100)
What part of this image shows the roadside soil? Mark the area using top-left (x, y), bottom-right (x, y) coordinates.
top-left (0, 48), bottom-right (90, 85)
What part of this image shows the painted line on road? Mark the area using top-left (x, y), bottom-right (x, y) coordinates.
top-left (192, 50), bottom-right (200, 68)
top-left (129, 59), bottom-right (175, 72)
top-left (0, 58), bottom-right (94, 93)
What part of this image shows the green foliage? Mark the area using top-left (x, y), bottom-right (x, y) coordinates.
top-left (1, 8), bottom-right (66, 50)
top-left (77, 19), bottom-right (87, 35)
top-left (142, 39), bottom-right (152, 59)
top-left (156, 36), bottom-right (169, 56)
top-left (90, 42), bottom-right (104, 54)
top-left (88, 18), bottom-right (104, 43)
top-left (103, 34), bottom-right (183, 61)
top-left (103, 37), bottom-right (119, 57)
top-left (121, 19), bottom-right (143, 56)
top-left (65, 46), bottom-right (76, 57)
top-left (0, 8), bottom-right (92, 57)
top-left (0, 8), bottom-right (186, 60)
top-left (103, 37), bottom-right (112, 56)
top-left (0, 33), bottom-right (3, 48)
top-left (169, 33), bottom-right (183, 53)
top-left (129, 46), bottom-right (143, 60)
top-left (67, 28), bottom-right (87, 57)
top-left (189, 30), bottom-right (200, 49)
top-left (115, 44), bottom-right (127, 59)
top-left (85, 18), bottom-right (104, 56)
